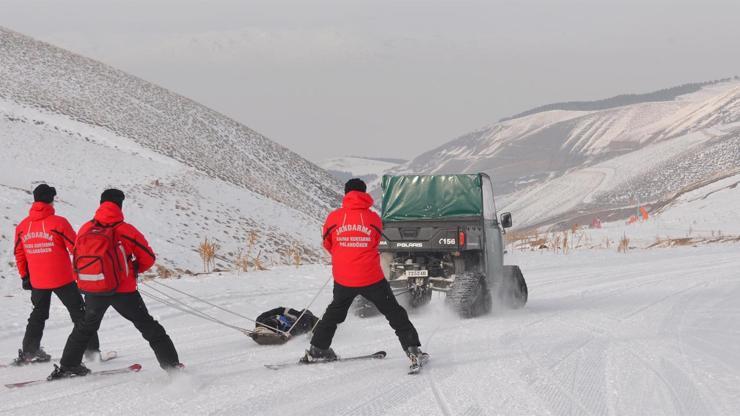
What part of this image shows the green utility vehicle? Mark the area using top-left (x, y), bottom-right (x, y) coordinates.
top-left (357, 173), bottom-right (527, 318)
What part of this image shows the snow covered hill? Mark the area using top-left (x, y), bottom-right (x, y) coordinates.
top-left (0, 27), bottom-right (341, 221)
top-left (566, 171), bottom-right (740, 250)
top-left (1, 246), bottom-right (738, 415)
top-left (388, 79), bottom-right (740, 230)
top-left (319, 156), bottom-right (404, 187)
top-left (0, 99), bottom-right (327, 275)
top-left (0, 27), bottom-right (343, 274)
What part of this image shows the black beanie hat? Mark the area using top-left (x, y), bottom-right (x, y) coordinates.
top-left (33, 184), bottom-right (56, 203)
top-left (344, 178), bottom-right (367, 194)
top-left (100, 188), bottom-right (125, 207)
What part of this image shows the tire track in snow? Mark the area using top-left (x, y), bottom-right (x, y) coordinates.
top-left (499, 315), bottom-right (583, 415)
top-left (423, 323), bottom-right (454, 416)
top-left (336, 319), bottom-right (479, 416)
top-left (512, 320), bottom-right (606, 416)
top-left (340, 377), bottom-right (429, 416)
top-left (426, 375), bottom-right (453, 416)
top-left (217, 359), bottom-right (409, 415)
top-left (624, 350), bottom-right (713, 416)
top-left (619, 280), bottom-right (708, 321)
top-left (334, 322), bottom-right (455, 416)
top-left (659, 358), bottom-right (714, 415)
top-left (500, 267), bottom-right (714, 415)
top-left (1, 373), bottom-right (140, 414)
top-left (460, 406), bottom-right (485, 416)
top-left (547, 278), bottom-right (719, 416)
top-left (659, 277), bottom-right (740, 415)
top-left (500, 268), bottom-right (671, 368)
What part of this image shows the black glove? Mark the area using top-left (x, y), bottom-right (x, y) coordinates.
top-left (22, 276), bottom-right (32, 291)
top-left (132, 260), bottom-right (140, 279)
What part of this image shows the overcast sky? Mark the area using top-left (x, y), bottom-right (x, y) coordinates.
top-left (3, 0), bottom-right (739, 163)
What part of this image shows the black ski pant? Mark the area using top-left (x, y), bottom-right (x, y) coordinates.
top-left (23, 282), bottom-right (99, 354)
top-left (311, 279), bottom-right (421, 351)
top-left (60, 291), bottom-right (179, 369)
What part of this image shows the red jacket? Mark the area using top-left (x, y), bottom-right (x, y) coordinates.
top-left (322, 191), bottom-right (385, 287)
top-left (77, 202), bottom-right (156, 293)
top-left (14, 202), bottom-right (77, 289)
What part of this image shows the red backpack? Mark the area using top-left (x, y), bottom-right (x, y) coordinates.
top-left (73, 222), bottom-right (128, 295)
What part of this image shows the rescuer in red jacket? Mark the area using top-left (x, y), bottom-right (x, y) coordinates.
top-left (302, 179), bottom-right (427, 369)
top-left (13, 184), bottom-right (100, 365)
top-left (50, 189), bottom-right (181, 379)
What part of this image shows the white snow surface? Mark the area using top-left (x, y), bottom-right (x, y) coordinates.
top-left (1, 245), bottom-right (739, 415)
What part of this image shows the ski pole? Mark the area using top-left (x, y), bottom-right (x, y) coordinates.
top-left (286, 275), bottom-right (332, 335)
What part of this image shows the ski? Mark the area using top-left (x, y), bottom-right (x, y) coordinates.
top-left (265, 350), bottom-right (386, 370)
top-left (4, 363), bottom-right (141, 389)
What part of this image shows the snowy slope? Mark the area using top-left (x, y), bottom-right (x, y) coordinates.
top-left (0, 26), bottom-right (342, 222)
top-left (1, 245), bottom-right (738, 415)
top-left (319, 156), bottom-right (404, 186)
top-left (573, 172), bottom-right (740, 248)
top-left (0, 27), bottom-right (344, 274)
top-left (654, 173), bottom-right (740, 235)
top-left (388, 79), bottom-right (740, 229)
top-left (0, 98), bottom-right (328, 274)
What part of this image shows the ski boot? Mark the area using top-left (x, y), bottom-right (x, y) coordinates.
top-left (165, 362), bottom-right (186, 374)
top-left (47, 363), bottom-right (91, 380)
top-left (84, 349), bottom-right (101, 362)
top-left (406, 346), bottom-right (429, 374)
top-left (13, 348), bottom-right (52, 366)
top-left (300, 345), bottom-right (338, 363)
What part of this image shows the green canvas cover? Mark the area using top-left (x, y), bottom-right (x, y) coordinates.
top-left (381, 174), bottom-right (483, 222)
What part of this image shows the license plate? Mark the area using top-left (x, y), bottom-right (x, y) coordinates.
top-left (404, 270), bottom-right (428, 278)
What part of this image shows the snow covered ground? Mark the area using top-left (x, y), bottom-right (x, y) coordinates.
top-left (1, 245), bottom-right (738, 415)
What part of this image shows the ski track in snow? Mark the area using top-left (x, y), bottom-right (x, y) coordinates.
top-left (1, 246), bottom-right (739, 416)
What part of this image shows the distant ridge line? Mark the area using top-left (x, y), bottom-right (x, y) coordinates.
top-left (501, 77), bottom-right (738, 122)
top-left (346, 156), bottom-right (407, 165)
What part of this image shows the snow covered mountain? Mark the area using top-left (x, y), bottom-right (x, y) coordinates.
top-left (0, 27), bottom-right (342, 274)
top-left (318, 156), bottom-right (404, 187)
top-left (389, 79), bottom-right (740, 229)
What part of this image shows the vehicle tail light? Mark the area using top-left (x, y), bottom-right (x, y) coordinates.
top-left (459, 231), bottom-right (466, 247)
